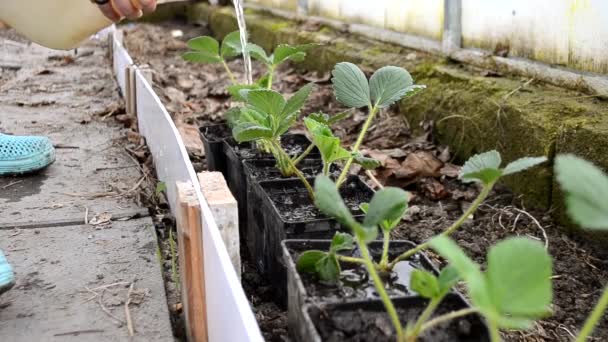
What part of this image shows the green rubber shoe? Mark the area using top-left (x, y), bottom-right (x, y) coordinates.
top-left (0, 249), bottom-right (15, 295)
top-left (0, 133), bottom-right (55, 176)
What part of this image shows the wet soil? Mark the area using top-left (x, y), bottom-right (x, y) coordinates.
top-left (244, 159), bottom-right (340, 183)
top-left (200, 122), bottom-right (231, 143)
top-left (310, 295), bottom-right (488, 342)
top-left (124, 21), bottom-right (608, 341)
top-left (264, 176), bottom-right (373, 223)
top-left (286, 240), bottom-right (437, 303)
top-left (227, 134), bottom-right (318, 160)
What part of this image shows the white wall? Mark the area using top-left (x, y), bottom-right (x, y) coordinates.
top-left (462, 0), bottom-right (608, 74)
top-left (249, 0), bottom-right (608, 75)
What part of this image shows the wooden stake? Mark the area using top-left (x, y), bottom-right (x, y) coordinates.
top-left (176, 181), bottom-right (208, 342)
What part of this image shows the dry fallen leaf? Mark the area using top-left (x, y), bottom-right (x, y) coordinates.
top-left (394, 151), bottom-right (444, 179)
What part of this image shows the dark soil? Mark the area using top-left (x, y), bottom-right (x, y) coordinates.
top-left (286, 240), bottom-right (437, 303)
top-left (200, 122), bottom-right (231, 143)
top-left (124, 20), bottom-right (608, 342)
top-left (310, 295), bottom-right (488, 342)
top-left (264, 176), bottom-right (373, 223)
top-left (244, 159), bottom-right (340, 183)
top-left (227, 134), bottom-right (318, 160)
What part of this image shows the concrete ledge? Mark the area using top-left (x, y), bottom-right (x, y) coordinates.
top-left (148, 3), bottom-right (608, 237)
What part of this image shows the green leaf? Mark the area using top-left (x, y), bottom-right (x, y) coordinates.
top-left (182, 51), bottom-right (222, 64)
top-left (282, 83), bottom-right (314, 117)
top-left (314, 175), bottom-right (357, 228)
top-left (232, 122), bottom-right (273, 142)
top-left (359, 203), bottom-right (369, 214)
top-left (155, 182), bottom-right (167, 197)
top-left (460, 150), bottom-right (503, 184)
top-left (316, 255), bottom-right (341, 282)
top-left (308, 111), bottom-right (351, 126)
top-left (503, 156), bottom-right (547, 176)
top-left (276, 111), bottom-right (297, 136)
top-left (238, 108), bottom-right (269, 126)
top-left (352, 153), bottom-right (381, 170)
top-left (327, 111), bottom-right (352, 125)
top-left (224, 107), bottom-right (243, 127)
top-left (247, 44), bottom-right (272, 65)
top-left (221, 31), bottom-right (243, 58)
top-left (227, 84), bottom-right (262, 102)
top-left (244, 89), bottom-right (286, 119)
top-left (296, 250), bottom-right (327, 274)
top-left (369, 66), bottom-right (414, 108)
top-left (362, 187), bottom-right (408, 228)
top-left (486, 237), bottom-right (553, 319)
top-left (438, 265), bottom-right (460, 294)
top-left (272, 44), bottom-right (315, 66)
top-left (430, 236), bottom-right (492, 313)
top-left (330, 232), bottom-right (355, 253)
top-left (410, 269), bottom-right (440, 299)
top-left (555, 155), bottom-right (608, 230)
top-left (402, 84), bottom-right (427, 98)
top-left (332, 62), bottom-right (371, 108)
top-left (304, 118), bottom-right (350, 164)
top-left (183, 36), bottom-right (221, 63)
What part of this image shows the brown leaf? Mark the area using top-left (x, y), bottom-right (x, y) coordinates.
top-left (394, 151), bottom-right (443, 179)
top-left (421, 178), bottom-right (449, 200)
top-left (440, 163), bottom-right (461, 178)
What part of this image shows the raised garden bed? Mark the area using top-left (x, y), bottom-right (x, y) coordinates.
top-left (123, 17), bottom-right (608, 342)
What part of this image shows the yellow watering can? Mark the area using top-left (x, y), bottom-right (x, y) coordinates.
top-left (0, 0), bottom-right (112, 50)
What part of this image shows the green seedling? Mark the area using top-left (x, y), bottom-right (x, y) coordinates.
top-left (304, 116), bottom-right (381, 176)
top-left (430, 235), bottom-right (553, 342)
top-left (304, 175), bottom-right (409, 340)
top-left (231, 84), bottom-right (316, 197)
top-left (182, 31), bottom-right (245, 85)
top-left (555, 155), bottom-right (608, 342)
top-left (155, 181), bottom-right (167, 199)
top-left (359, 196), bottom-right (405, 269)
top-left (297, 232), bottom-right (355, 282)
top-left (331, 62), bottom-right (425, 187)
top-left (248, 43), bottom-right (316, 89)
top-left (385, 150), bottom-right (547, 270)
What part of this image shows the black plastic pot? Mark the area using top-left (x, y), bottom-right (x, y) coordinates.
top-left (223, 134), bottom-right (319, 235)
top-left (247, 176), bottom-right (374, 300)
top-left (300, 294), bottom-right (490, 342)
top-left (199, 122), bottom-right (231, 174)
top-left (281, 239), bottom-right (439, 341)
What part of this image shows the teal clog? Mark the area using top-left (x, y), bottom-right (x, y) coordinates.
top-left (0, 249), bottom-right (15, 295)
top-left (0, 133), bottom-right (55, 176)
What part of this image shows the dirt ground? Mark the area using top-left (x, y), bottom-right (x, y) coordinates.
top-left (123, 20), bottom-right (608, 342)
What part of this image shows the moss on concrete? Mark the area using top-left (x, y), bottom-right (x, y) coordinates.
top-left (183, 3), bottom-right (608, 236)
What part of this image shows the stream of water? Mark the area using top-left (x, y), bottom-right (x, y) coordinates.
top-left (232, 0), bottom-right (253, 85)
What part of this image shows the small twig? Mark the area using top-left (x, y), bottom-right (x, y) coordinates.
top-left (512, 207), bottom-right (549, 250)
top-left (84, 207), bottom-right (89, 225)
top-left (365, 170), bottom-right (384, 189)
top-left (125, 282), bottom-right (136, 337)
top-left (98, 289), bottom-right (125, 326)
top-left (89, 281), bottom-right (131, 292)
top-left (54, 329), bottom-right (105, 337)
top-left (53, 144), bottom-right (80, 149)
top-left (2, 180), bottom-right (23, 189)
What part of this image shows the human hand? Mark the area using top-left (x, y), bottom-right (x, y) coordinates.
top-left (94, 0), bottom-right (157, 22)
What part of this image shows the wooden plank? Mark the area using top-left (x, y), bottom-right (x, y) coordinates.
top-left (197, 172), bottom-right (240, 280)
top-left (176, 181), bottom-right (208, 342)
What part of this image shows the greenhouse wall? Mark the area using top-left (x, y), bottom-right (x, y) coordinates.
top-left (246, 0), bottom-right (608, 75)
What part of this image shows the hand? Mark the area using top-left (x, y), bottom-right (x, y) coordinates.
top-left (96, 0), bottom-right (157, 22)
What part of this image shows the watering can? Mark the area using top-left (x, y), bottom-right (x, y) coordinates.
top-left (0, 0), bottom-right (112, 50)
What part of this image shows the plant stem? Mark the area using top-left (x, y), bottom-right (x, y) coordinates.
top-left (576, 284), bottom-right (608, 342)
top-left (322, 162), bottom-right (330, 176)
top-left (380, 230), bottom-right (390, 269)
top-left (267, 66), bottom-right (275, 89)
top-left (489, 319), bottom-right (502, 342)
top-left (337, 255), bottom-right (366, 265)
top-left (222, 60), bottom-right (237, 85)
top-left (292, 143), bottom-right (315, 167)
top-left (336, 105), bottom-right (378, 187)
top-left (418, 307), bottom-right (478, 335)
top-left (407, 297), bottom-right (441, 340)
top-left (357, 237), bottom-right (404, 341)
top-left (386, 182), bottom-right (495, 270)
top-left (272, 141), bottom-right (315, 200)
